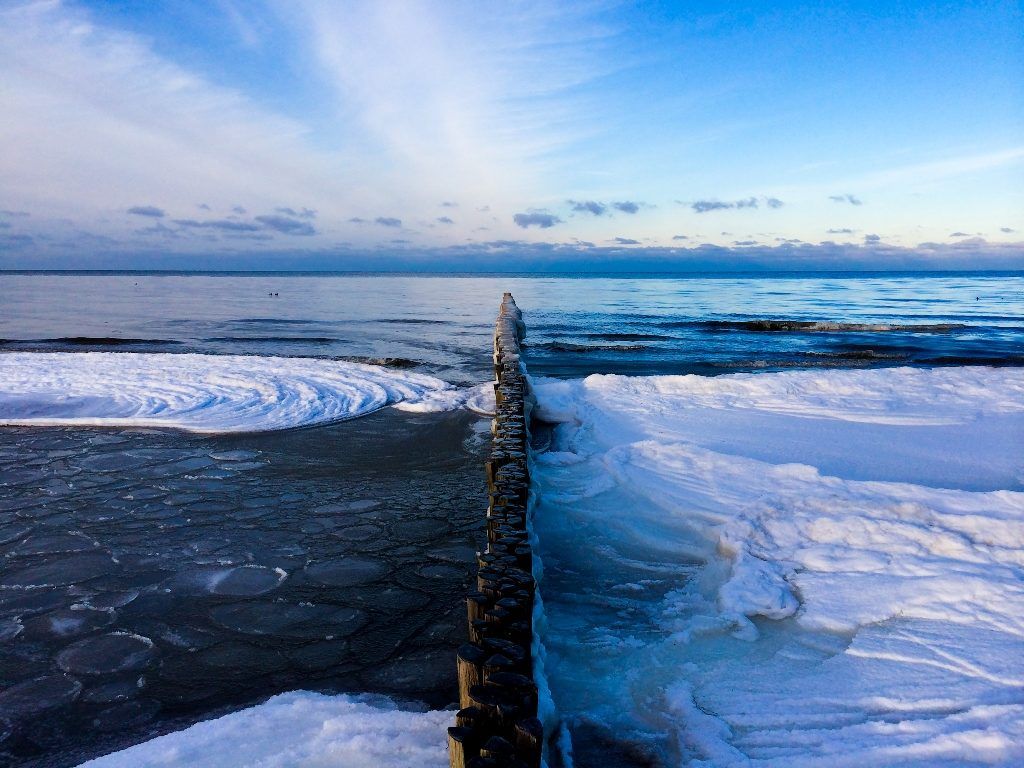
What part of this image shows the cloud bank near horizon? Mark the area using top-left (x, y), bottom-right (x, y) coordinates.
top-left (2, 232), bottom-right (1021, 273)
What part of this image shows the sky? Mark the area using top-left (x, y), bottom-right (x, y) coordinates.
top-left (0, 0), bottom-right (1022, 271)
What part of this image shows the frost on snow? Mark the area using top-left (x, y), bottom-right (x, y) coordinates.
top-left (532, 366), bottom-right (1024, 766)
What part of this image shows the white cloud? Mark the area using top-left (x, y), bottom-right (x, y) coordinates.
top-left (0, 1), bottom-right (358, 239)
top-left (288, 0), bottom-right (617, 210)
top-left (0, 1), bottom-right (621, 254)
top-left (847, 147), bottom-right (1024, 191)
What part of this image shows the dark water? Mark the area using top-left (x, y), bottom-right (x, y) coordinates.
top-left (1, 272), bottom-right (1022, 766)
top-left (1, 411), bottom-right (487, 767)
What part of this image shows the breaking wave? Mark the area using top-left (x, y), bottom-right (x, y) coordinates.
top-left (0, 352), bottom-right (482, 433)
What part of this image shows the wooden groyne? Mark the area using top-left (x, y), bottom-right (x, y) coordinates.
top-left (448, 293), bottom-right (543, 768)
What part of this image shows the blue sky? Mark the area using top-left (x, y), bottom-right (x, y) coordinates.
top-left (0, 0), bottom-right (1021, 270)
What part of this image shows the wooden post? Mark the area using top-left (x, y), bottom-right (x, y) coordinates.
top-left (449, 293), bottom-right (543, 768)
top-left (457, 643), bottom-right (486, 708)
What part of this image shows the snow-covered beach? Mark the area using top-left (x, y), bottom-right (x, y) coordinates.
top-left (531, 365), bottom-right (1024, 766)
top-left (2, 275), bottom-right (1022, 767)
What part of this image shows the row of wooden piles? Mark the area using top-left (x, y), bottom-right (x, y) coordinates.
top-left (448, 293), bottom-right (543, 768)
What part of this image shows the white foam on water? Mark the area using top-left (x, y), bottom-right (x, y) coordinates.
top-left (0, 352), bottom-right (487, 432)
top-left (76, 691), bottom-right (450, 768)
top-left (531, 366), bottom-right (1024, 766)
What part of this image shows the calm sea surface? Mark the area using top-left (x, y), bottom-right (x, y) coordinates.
top-left (1, 272), bottom-right (1022, 766)
top-left (3, 272), bottom-right (1023, 378)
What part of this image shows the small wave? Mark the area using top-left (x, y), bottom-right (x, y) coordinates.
top-left (710, 359), bottom-right (882, 370)
top-left (693, 320), bottom-right (968, 333)
top-left (804, 350), bottom-right (908, 361)
top-left (709, 352), bottom-right (1024, 370)
top-left (375, 318), bottom-right (452, 325)
top-left (917, 354), bottom-right (1024, 366)
top-left (205, 336), bottom-right (338, 343)
top-left (0, 337), bottom-right (182, 347)
top-left (0, 353), bottom-right (465, 433)
top-left (533, 342), bottom-right (651, 353)
top-left (234, 318), bottom-right (317, 325)
top-left (336, 356), bottom-right (422, 369)
top-left (583, 332), bottom-right (671, 341)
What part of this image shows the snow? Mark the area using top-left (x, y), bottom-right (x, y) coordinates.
top-left (531, 366), bottom-right (1024, 766)
top-left (393, 381), bottom-right (495, 416)
top-left (0, 352), bottom-right (491, 432)
top-left (77, 691), bottom-right (451, 768)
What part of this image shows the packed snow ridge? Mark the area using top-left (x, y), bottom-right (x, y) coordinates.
top-left (0, 352), bottom-right (493, 432)
top-left (77, 692), bottom-right (450, 767)
top-left (532, 365), bottom-right (1024, 766)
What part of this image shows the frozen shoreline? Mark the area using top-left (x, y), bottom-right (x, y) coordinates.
top-left (0, 352), bottom-right (492, 432)
top-left (532, 366), bottom-right (1024, 766)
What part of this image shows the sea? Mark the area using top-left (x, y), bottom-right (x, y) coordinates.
top-left (0, 271), bottom-right (1022, 767)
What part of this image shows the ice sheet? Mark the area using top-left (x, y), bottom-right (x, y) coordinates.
top-left (531, 366), bottom-right (1024, 766)
top-left (0, 352), bottom-right (490, 432)
top-left (76, 691), bottom-right (450, 767)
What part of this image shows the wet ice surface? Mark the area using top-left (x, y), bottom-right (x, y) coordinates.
top-left (0, 410), bottom-right (487, 767)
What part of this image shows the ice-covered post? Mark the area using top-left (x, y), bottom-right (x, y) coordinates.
top-left (448, 293), bottom-right (542, 768)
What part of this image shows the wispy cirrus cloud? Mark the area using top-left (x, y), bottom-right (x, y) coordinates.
top-left (0, 1), bottom-right (621, 251)
top-left (294, 1), bottom-right (620, 214)
top-left (852, 147), bottom-right (1024, 190)
top-left (0, 2), bottom-right (350, 240)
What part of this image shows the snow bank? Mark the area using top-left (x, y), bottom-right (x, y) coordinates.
top-left (0, 352), bottom-right (490, 432)
top-left (78, 691), bottom-right (450, 768)
top-left (531, 366), bottom-right (1024, 766)
top-left (393, 381), bottom-right (495, 416)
